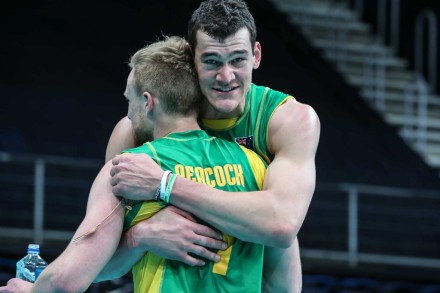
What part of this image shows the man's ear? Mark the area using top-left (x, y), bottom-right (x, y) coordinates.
top-left (143, 91), bottom-right (154, 112)
top-left (253, 42), bottom-right (262, 69)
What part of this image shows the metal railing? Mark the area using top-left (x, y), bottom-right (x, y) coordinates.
top-left (274, 0), bottom-right (438, 167)
top-left (355, 0), bottom-right (437, 94)
top-left (1, 152), bottom-right (439, 270)
top-left (362, 40), bottom-right (387, 111)
top-left (415, 8), bottom-right (438, 93)
top-left (353, 0), bottom-right (400, 53)
top-left (0, 152), bottom-right (102, 245)
top-left (376, 0), bottom-right (400, 53)
top-left (301, 183), bottom-right (440, 269)
top-left (303, 182), bottom-right (440, 269)
top-left (403, 74), bottom-right (429, 154)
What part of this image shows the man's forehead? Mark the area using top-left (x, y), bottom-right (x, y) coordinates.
top-left (195, 28), bottom-right (253, 55)
top-left (124, 70), bottom-right (136, 97)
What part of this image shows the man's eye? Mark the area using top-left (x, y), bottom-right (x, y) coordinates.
top-left (231, 58), bottom-right (245, 64)
top-left (204, 59), bottom-right (220, 66)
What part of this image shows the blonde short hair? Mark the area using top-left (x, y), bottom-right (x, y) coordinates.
top-left (129, 36), bottom-right (202, 115)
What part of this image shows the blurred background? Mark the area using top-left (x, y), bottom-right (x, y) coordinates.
top-left (1, 0), bottom-right (440, 292)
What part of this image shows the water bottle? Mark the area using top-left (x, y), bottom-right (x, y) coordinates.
top-left (16, 244), bottom-right (48, 283)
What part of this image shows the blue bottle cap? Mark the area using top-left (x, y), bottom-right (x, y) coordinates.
top-left (27, 244), bottom-right (40, 254)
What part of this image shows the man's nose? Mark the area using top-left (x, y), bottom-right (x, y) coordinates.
top-left (216, 65), bottom-right (235, 83)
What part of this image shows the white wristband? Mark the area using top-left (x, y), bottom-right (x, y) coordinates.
top-left (159, 171), bottom-right (172, 201)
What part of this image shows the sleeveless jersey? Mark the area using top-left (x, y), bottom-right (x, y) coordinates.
top-left (123, 130), bottom-right (267, 293)
top-left (200, 83), bottom-right (294, 163)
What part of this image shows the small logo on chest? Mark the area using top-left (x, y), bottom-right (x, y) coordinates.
top-left (235, 135), bottom-right (254, 150)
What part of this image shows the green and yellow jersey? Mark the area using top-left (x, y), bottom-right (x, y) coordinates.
top-left (123, 130), bottom-right (267, 293)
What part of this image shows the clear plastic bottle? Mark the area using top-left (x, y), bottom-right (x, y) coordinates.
top-left (16, 244), bottom-right (48, 283)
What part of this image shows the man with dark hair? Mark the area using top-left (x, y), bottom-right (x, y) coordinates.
top-left (107, 0), bottom-right (320, 292)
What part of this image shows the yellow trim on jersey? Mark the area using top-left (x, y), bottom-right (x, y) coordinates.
top-left (163, 135), bottom-right (216, 142)
top-left (132, 253), bottom-right (166, 293)
top-left (201, 116), bottom-right (239, 130)
top-left (265, 96), bottom-right (296, 157)
top-left (238, 145), bottom-right (266, 190)
top-left (145, 142), bottom-right (162, 167)
top-left (255, 87), bottom-right (271, 163)
top-left (128, 201), bottom-right (164, 228)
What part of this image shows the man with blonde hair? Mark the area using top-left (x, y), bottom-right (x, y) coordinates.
top-left (0, 36), bottom-right (268, 293)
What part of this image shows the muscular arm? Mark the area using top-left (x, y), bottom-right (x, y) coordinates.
top-left (171, 100), bottom-right (318, 246)
top-left (112, 100), bottom-right (320, 248)
top-left (31, 162), bottom-right (125, 293)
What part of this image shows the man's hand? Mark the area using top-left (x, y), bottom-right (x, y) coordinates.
top-left (130, 206), bottom-right (227, 266)
top-left (111, 153), bottom-right (163, 200)
top-left (0, 278), bottom-right (33, 293)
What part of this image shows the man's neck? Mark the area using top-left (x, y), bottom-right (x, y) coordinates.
top-left (199, 88), bottom-right (249, 119)
top-left (200, 102), bottom-right (244, 120)
top-left (153, 116), bottom-right (201, 139)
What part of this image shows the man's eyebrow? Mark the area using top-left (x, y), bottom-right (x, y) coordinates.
top-left (231, 49), bottom-right (248, 56)
top-left (200, 52), bottom-right (220, 59)
top-left (200, 49), bottom-right (249, 59)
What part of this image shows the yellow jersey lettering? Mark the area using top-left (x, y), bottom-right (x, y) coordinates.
top-left (204, 168), bottom-right (216, 187)
top-left (175, 164), bottom-right (244, 187)
top-left (213, 166), bottom-right (226, 187)
top-left (233, 164), bottom-right (244, 186)
top-left (224, 164), bottom-right (236, 185)
top-left (174, 164), bottom-right (185, 177)
top-left (194, 167), bottom-right (206, 184)
top-left (185, 166), bottom-right (195, 182)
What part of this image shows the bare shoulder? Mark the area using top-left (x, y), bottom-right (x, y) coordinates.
top-left (268, 99), bottom-right (320, 156)
top-left (273, 99), bottom-right (320, 129)
top-left (105, 116), bottom-right (137, 162)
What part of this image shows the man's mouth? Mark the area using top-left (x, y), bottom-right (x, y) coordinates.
top-left (213, 86), bottom-right (238, 93)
